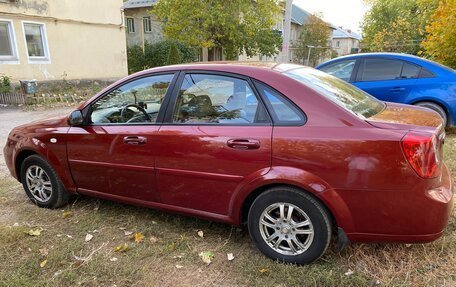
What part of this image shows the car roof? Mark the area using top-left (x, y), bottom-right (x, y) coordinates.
top-left (316, 53), bottom-right (455, 75)
top-left (133, 61), bottom-right (306, 77)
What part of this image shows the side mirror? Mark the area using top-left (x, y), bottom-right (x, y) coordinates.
top-left (68, 110), bottom-right (84, 126)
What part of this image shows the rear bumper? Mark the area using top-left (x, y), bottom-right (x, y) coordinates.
top-left (345, 164), bottom-right (454, 243)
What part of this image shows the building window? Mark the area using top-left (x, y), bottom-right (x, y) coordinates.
top-left (127, 18), bottom-right (135, 33)
top-left (143, 17), bottom-right (152, 33)
top-left (336, 41), bottom-right (340, 48)
top-left (23, 22), bottom-right (50, 63)
top-left (0, 19), bottom-right (19, 63)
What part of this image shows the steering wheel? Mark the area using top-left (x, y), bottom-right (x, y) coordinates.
top-left (121, 104), bottom-right (151, 123)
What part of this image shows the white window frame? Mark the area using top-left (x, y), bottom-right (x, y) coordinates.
top-left (127, 18), bottom-right (135, 33)
top-left (143, 17), bottom-right (152, 33)
top-left (0, 19), bottom-right (20, 64)
top-left (22, 21), bottom-right (51, 64)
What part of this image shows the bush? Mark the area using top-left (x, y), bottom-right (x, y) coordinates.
top-left (166, 42), bottom-right (183, 65)
top-left (127, 40), bottom-right (197, 74)
top-left (0, 74), bottom-right (11, 93)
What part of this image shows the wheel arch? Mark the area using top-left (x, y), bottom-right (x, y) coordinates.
top-left (15, 149), bottom-right (38, 182)
top-left (233, 167), bottom-right (356, 233)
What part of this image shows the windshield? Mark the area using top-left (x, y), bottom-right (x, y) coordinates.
top-left (283, 67), bottom-right (385, 118)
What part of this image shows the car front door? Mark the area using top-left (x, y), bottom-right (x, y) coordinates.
top-left (154, 72), bottom-right (272, 216)
top-left (67, 73), bottom-right (177, 202)
top-left (352, 58), bottom-right (417, 102)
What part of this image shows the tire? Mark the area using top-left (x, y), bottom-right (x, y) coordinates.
top-left (248, 186), bottom-right (332, 264)
top-left (20, 155), bottom-right (70, 208)
top-left (414, 102), bottom-right (448, 127)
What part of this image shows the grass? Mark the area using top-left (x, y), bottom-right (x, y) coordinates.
top-left (0, 135), bottom-right (455, 286)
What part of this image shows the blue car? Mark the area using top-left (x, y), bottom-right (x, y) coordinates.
top-left (316, 53), bottom-right (456, 126)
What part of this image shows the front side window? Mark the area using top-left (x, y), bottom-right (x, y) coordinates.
top-left (360, 58), bottom-right (403, 81)
top-left (172, 74), bottom-right (265, 124)
top-left (319, 59), bottom-right (356, 81)
top-left (143, 17), bottom-right (152, 33)
top-left (284, 67), bottom-right (385, 119)
top-left (0, 20), bottom-right (18, 62)
top-left (127, 18), bottom-right (135, 33)
top-left (23, 22), bottom-right (49, 62)
top-left (90, 74), bottom-right (174, 124)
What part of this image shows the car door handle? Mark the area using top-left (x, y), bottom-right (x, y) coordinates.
top-left (227, 139), bottom-right (260, 150)
top-left (390, 87), bottom-right (405, 92)
top-left (123, 136), bottom-right (147, 145)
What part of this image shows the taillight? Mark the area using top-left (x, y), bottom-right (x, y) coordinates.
top-left (401, 131), bottom-right (441, 178)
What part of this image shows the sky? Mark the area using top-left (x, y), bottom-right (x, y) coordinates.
top-left (294, 0), bottom-right (370, 35)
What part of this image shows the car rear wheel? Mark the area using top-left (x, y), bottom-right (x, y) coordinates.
top-left (248, 186), bottom-right (332, 264)
top-left (414, 102), bottom-right (448, 127)
top-left (21, 155), bottom-right (69, 208)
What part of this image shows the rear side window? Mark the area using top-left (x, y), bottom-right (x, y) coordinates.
top-left (401, 62), bottom-right (421, 79)
top-left (419, 68), bottom-right (435, 78)
top-left (254, 81), bottom-right (305, 125)
top-left (360, 58), bottom-right (403, 81)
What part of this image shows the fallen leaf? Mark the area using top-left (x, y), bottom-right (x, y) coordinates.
top-left (39, 259), bottom-right (47, 268)
top-left (175, 264), bottom-right (183, 269)
top-left (199, 251), bottom-right (214, 265)
top-left (110, 257), bottom-right (118, 262)
top-left (39, 247), bottom-right (49, 256)
top-left (406, 244), bottom-right (412, 248)
top-left (26, 228), bottom-right (42, 236)
top-left (151, 221), bottom-right (157, 225)
top-left (259, 268), bottom-right (269, 274)
top-left (66, 234), bottom-right (73, 238)
top-left (124, 230), bottom-right (133, 236)
top-left (85, 233), bottom-right (93, 242)
top-left (345, 269), bottom-right (354, 276)
top-left (149, 236), bottom-right (158, 243)
top-left (119, 227), bottom-right (127, 230)
top-left (227, 253), bottom-right (235, 261)
top-left (13, 222), bottom-right (19, 227)
top-left (114, 243), bottom-right (129, 252)
top-left (197, 230), bottom-right (204, 238)
top-left (62, 211), bottom-right (73, 218)
top-left (134, 232), bottom-right (144, 243)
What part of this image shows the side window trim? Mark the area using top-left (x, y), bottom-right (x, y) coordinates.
top-left (252, 80), bottom-right (307, 126)
top-left (82, 72), bottom-right (179, 125)
top-left (349, 59), bottom-right (361, 82)
top-left (162, 70), bottom-right (272, 126)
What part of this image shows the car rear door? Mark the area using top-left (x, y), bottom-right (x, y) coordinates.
top-left (154, 72), bottom-right (272, 216)
top-left (353, 58), bottom-right (417, 102)
top-left (67, 73), bottom-right (177, 202)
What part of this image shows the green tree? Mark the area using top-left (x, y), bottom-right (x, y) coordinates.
top-left (127, 40), bottom-right (197, 74)
top-left (361, 0), bottom-right (439, 54)
top-left (166, 42), bottom-right (183, 65)
top-left (293, 14), bottom-right (331, 66)
top-left (421, 0), bottom-right (456, 68)
top-left (154, 0), bottom-right (282, 60)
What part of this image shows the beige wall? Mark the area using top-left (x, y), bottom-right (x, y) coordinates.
top-left (0, 0), bottom-right (127, 82)
top-left (333, 38), bottom-right (360, 56)
top-left (124, 8), bottom-right (163, 48)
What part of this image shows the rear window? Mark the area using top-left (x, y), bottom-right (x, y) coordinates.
top-left (283, 67), bottom-right (385, 119)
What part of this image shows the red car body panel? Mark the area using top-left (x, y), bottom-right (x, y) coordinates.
top-left (3, 62), bottom-right (453, 243)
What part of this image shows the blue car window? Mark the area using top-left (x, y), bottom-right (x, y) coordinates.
top-left (419, 68), bottom-right (435, 78)
top-left (401, 62), bottom-right (420, 79)
top-left (361, 58), bottom-right (403, 81)
top-left (319, 60), bottom-right (356, 81)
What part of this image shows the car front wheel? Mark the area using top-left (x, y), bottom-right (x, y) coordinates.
top-left (21, 155), bottom-right (70, 208)
top-left (248, 186), bottom-right (332, 264)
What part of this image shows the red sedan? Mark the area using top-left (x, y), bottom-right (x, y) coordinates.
top-left (3, 62), bottom-right (453, 264)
